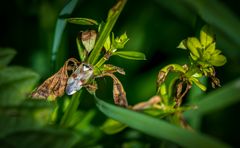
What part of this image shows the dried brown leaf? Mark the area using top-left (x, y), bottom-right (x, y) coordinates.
top-left (31, 58), bottom-right (79, 100)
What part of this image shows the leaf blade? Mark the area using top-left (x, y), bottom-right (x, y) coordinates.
top-left (113, 51), bottom-right (146, 60)
top-left (185, 78), bottom-right (240, 117)
top-left (95, 96), bottom-right (229, 148)
top-left (51, 0), bottom-right (79, 69)
top-left (67, 18), bottom-right (98, 25)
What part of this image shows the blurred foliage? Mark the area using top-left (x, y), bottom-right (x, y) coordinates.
top-left (1, 0), bottom-right (240, 147)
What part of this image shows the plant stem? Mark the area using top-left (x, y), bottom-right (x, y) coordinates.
top-left (60, 90), bottom-right (82, 127)
top-left (87, 0), bottom-right (127, 65)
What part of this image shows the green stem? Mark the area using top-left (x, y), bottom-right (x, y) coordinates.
top-left (95, 56), bottom-right (108, 68)
top-left (88, 0), bottom-right (127, 65)
top-left (60, 90), bottom-right (82, 127)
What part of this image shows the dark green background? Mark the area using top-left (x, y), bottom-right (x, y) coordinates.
top-left (1, 0), bottom-right (240, 147)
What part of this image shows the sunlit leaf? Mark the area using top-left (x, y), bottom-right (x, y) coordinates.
top-left (205, 43), bottom-right (215, 54)
top-left (200, 25), bottom-right (215, 48)
top-left (209, 54), bottom-right (227, 67)
top-left (67, 18), bottom-right (98, 25)
top-left (186, 37), bottom-right (201, 58)
top-left (113, 51), bottom-right (146, 60)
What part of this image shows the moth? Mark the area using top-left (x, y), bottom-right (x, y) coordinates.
top-left (65, 63), bottom-right (94, 95)
top-left (31, 58), bottom-right (93, 100)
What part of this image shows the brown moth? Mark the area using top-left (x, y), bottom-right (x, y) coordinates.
top-left (31, 58), bottom-right (79, 100)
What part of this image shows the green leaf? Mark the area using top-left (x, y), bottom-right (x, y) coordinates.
top-left (87, 0), bottom-right (127, 64)
top-left (0, 48), bottom-right (16, 68)
top-left (0, 66), bottom-right (39, 105)
top-left (113, 51), bottom-right (146, 60)
top-left (51, 0), bottom-right (79, 68)
top-left (205, 43), bottom-right (216, 55)
top-left (200, 25), bottom-right (215, 48)
top-left (76, 36), bottom-right (87, 62)
top-left (186, 37), bottom-right (201, 58)
top-left (185, 78), bottom-right (240, 117)
top-left (104, 35), bottom-right (111, 51)
top-left (190, 77), bottom-right (207, 91)
top-left (101, 118), bottom-right (127, 134)
top-left (209, 54), bottom-right (227, 67)
top-left (177, 39), bottom-right (187, 50)
top-left (95, 96), bottom-right (229, 148)
top-left (67, 17), bottom-right (98, 25)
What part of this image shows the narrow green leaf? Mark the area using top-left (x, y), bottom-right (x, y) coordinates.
top-left (76, 36), bottom-right (87, 62)
top-left (0, 48), bottom-right (16, 68)
top-left (51, 0), bottom-right (79, 69)
top-left (67, 17), bottom-right (98, 25)
top-left (101, 118), bottom-right (127, 134)
top-left (88, 0), bottom-right (127, 64)
top-left (113, 51), bottom-right (146, 60)
top-left (185, 78), bottom-right (240, 117)
top-left (95, 96), bottom-right (229, 148)
top-left (200, 25), bottom-right (215, 48)
top-left (190, 77), bottom-right (207, 91)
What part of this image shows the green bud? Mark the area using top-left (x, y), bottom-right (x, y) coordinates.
top-left (112, 32), bottom-right (129, 49)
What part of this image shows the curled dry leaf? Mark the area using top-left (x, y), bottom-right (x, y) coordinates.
top-left (31, 58), bottom-right (79, 100)
top-left (81, 30), bottom-right (97, 53)
top-left (98, 73), bottom-right (128, 107)
top-left (102, 64), bottom-right (125, 75)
